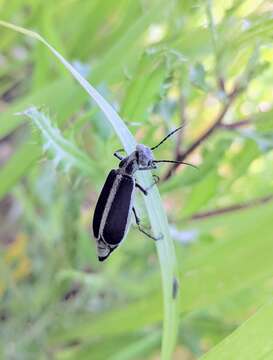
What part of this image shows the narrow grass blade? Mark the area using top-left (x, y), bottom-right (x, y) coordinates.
top-left (200, 301), bottom-right (273, 360)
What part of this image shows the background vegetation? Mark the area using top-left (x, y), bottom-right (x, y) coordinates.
top-left (0, 0), bottom-right (273, 359)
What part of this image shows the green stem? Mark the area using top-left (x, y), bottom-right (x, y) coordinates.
top-left (205, 0), bottom-right (222, 82)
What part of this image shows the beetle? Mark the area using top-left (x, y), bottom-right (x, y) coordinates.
top-left (92, 126), bottom-right (195, 261)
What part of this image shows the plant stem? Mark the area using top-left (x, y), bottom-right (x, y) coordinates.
top-left (162, 85), bottom-right (241, 181)
top-left (219, 118), bottom-right (252, 129)
top-left (188, 194), bottom-right (273, 221)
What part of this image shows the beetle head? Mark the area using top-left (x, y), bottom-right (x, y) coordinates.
top-left (136, 144), bottom-right (157, 169)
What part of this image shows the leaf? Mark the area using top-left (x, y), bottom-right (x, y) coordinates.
top-left (190, 63), bottom-right (210, 92)
top-left (0, 142), bottom-right (40, 199)
top-left (160, 137), bottom-right (231, 193)
top-left (182, 170), bottom-right (220, 217)
top-left (200, 301), bottom-right (273, 360)
top-left (121, 53), bottom-right (167, 122)
top-left (238, 129), bottom-right (273, 153)
top-left (255, 108), bottom-right (273, 133)
top-left (21, 107), bottom-right (97, 176)
top-left (0, 78), bottom-right (80, 139)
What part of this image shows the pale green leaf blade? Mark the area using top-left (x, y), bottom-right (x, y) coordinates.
top-left (200, 302), bottom-right (273, 360)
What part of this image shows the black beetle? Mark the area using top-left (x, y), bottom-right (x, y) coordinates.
top-left (92, 126), bottom-right (195, 261)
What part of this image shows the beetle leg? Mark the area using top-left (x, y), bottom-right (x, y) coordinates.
top-left (132, 207), bottom-right (163, 241)
top-left (145, 174), bottom-right (160, 191)
top-left (152, 174), bottom-right (160, 184)
top-left (132, 206), bottom-right (141, 224)
top-left (136, 175), bottom-right (160, 195)
top-left (113, 149), bottom-right (125, 160)
top-left (135, 182), bottom-right (148, 196)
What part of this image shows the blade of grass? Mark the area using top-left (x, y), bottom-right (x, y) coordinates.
top-left (0, 20), bottom-right (180, 359)
top-left (0, 142), bottom-right (39, 199)
top-left (200, 301), bottom-right (273, 360)
top-left (109, 332), bottom-right (161, 360)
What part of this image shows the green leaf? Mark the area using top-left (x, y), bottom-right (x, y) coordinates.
top-left (238, 129), bottom-right (273, 153)
top-left (182, 170), bottom-right (220, 217)
top-left (21, 107), bottom-right (97, 176)
top-left (121, 53), bottom-right (167, 122)
top-left (190, 63), bottom-right (210, 92)
top-left (255, 108), bottom-right (273, 133)
top-left (0, 78), bottom-right (79, 139)
top-left (160, 138), bottom-right (231, 193)
top-left (0, 142), bottom-right (40, 199)
top-left (200, 301), bottom-right (273, 360)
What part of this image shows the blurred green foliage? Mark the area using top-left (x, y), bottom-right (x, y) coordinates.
top-left (0, 0), bottom-right (273, 359)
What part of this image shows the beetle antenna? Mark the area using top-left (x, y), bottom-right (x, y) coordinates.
top-left (153, 159), bottom-right (198, 169)
top-left (150, 125), bottom-right (185, 151)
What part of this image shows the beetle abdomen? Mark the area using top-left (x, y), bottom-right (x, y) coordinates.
top-left (103, 175), bottom-right (134, 245)
top-left (97, 237), bottom-right (118, 262)
top-left (93, 169), bottom-right (117, 239)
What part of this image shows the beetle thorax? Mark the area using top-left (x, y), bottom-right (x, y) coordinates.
top-left (118, 144), bottom-right (156, 175)
top-left (136, 144), bottom-right (154, 168)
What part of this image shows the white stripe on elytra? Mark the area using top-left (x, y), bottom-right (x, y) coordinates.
top-left (96, 174), bottom-right (122, 258)
top-left (98, 173), bottom-right (122, 241)
top-left (98, 172), bottom-right (135, 248)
